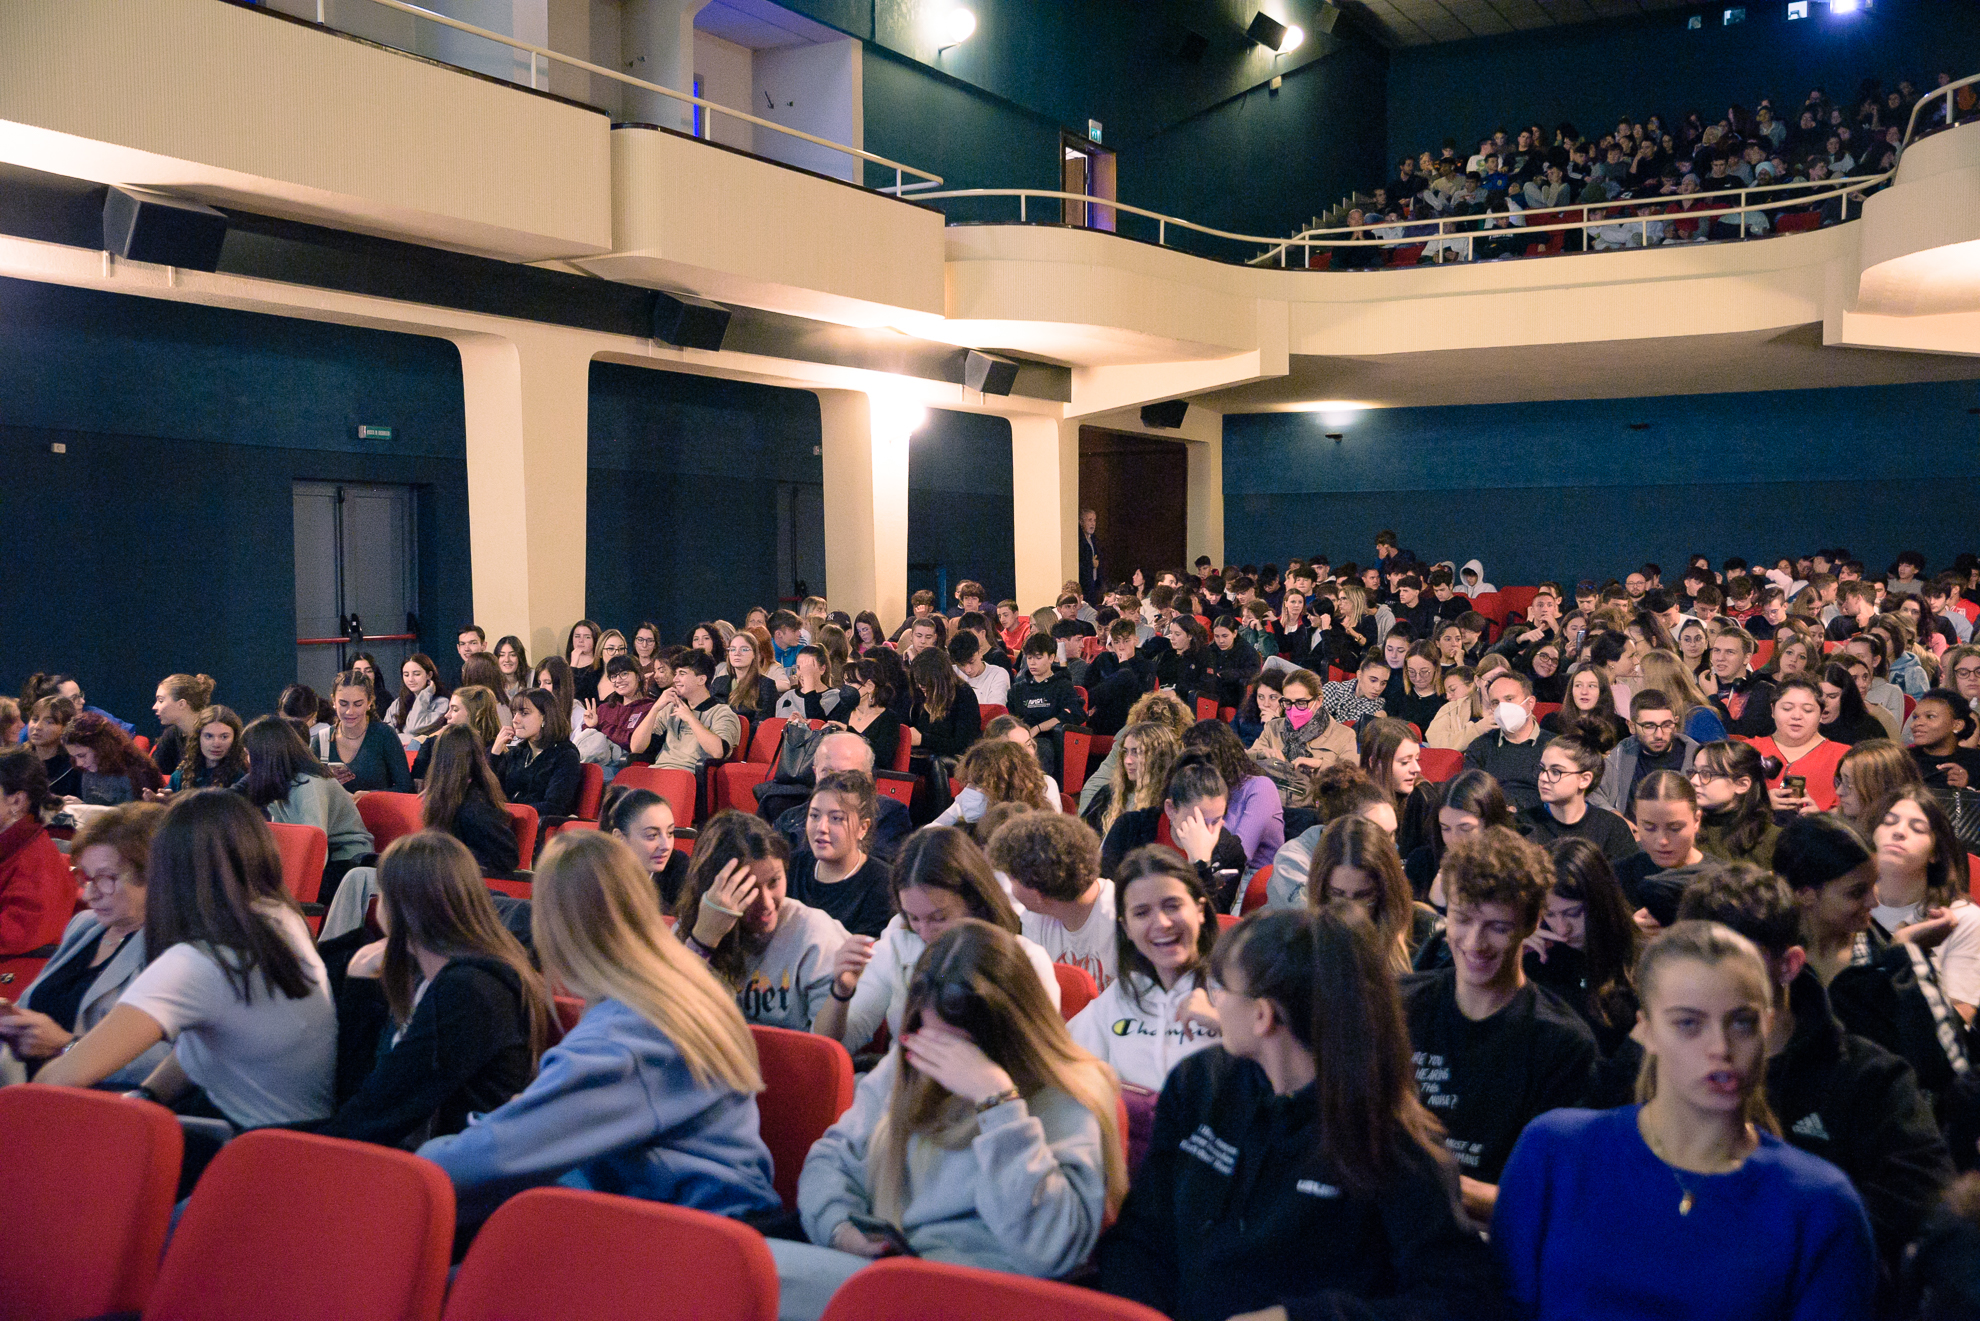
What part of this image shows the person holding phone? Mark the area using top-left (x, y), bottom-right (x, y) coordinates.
top-left (1749, 678), bottom-right (1847, 814)
top-left (780, 920), bottom-right (1124, 1318)
top-left (312, 669), bottom-right (412, 795)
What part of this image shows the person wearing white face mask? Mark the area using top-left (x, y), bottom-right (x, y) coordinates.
top-left (1461, 670), bottom-right (1553, 811)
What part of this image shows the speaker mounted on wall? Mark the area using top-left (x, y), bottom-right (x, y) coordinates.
top-left (1245, 11), bottom-right (1287, 49)
top-left (102, 187), bottom-right (228, 271)
top-left (1314, 2), bottom-right (1341, 34)
top-left (652, 291), bottom-right (732, 350)
top-left (963, 350), bottom-right (1020, 396)
top-left (1141, 399), bottom-right (1189, 429)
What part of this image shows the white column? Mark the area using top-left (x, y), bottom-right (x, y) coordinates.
top-left (453, 329), bottom-right (592, 662)
top-left (817, 389), bottom-right (913, 628)
top-left (1186, 417), bottom-right (1225, 569)
top-left (621, 0), bottom-right (711, 132)
top-left (1008, 414), bottom-right (1080, 613)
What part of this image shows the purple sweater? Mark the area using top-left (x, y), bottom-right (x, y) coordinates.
top-left (1224, 773), bottom-right (1286, 875)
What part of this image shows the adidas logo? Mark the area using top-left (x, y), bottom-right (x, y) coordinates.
top-left (1791, 1112), bottom-right (1831, 1142)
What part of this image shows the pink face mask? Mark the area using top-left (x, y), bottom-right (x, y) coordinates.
top-left (1286, 706), bottom-right (1315, 730)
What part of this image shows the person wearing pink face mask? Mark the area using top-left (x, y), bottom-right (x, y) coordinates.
top-left (1249, 669), bottom-right (1356, 780)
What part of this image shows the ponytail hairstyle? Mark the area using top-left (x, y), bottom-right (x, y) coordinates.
top-left (1633, 768), bottom-right (1698, 814)
top-left (675, 810), bottom-right (792, 986)
top-left (1633, 920), bottom-right (1780, 1136)
top-left (451, 686), bottom-right (504, 748)
top-left (1210, 906), bottom-right (1447, 1195)
top-left (159, 672), bottom-right (217, 713)
top-left (1691, 740), bottom-right (1772, 857)
top-left (1427, 769), bottom-right (1516, 867)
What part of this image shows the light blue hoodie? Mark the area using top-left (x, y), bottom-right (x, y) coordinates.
top-left (419, 998), bottom-right (779, 1227)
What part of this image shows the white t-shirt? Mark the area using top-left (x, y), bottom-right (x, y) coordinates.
top-left (119, 903), bottom-right (336, 1128)
top-left (839, 915), bottom-right (1061, 1052)
top-left (956, 663), bottom-right (1011, 707)
top-left (1874, 898), bottom-right (1980, 1008)
top-left (1068, 972), bottom-right (1222, 1093)
top-left (1020, 880), bottom-right (1118, 992)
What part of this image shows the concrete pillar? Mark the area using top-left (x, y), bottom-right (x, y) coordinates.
top-left (1185, 418), bottom-right (1226, 570)
top-left (1008, 414), bottom-right (1080, 612)
top-left (817, 389), bottom-right (912, 628)
top-left (453, 330), bottom-right (592, 663)
top-left (621, 0), bottom-right (710, 132)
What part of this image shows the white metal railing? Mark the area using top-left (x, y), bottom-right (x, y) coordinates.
top-left (919, 69), bottom-right (1980, 268)
top-left (276, 0), bottom-right (942, 195)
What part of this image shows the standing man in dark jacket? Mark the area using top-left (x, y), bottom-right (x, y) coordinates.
top-left (1680, 866), bottom-right (1953, 1302)
top-left (1079, 507), bottom-right (1103, 605)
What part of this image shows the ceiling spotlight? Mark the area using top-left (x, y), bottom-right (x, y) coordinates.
top-left (937, 6), bottom-right (976, 49)
top-left (1829, 0), bottom-right (1861, 12)
top-left (1279, 24), bottom-right (1305, 52)
top-left (1246, 12), bottom-right (1287, 49)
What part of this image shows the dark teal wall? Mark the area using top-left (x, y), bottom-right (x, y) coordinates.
top-left (587, 363), bottom-right (823, 640)
top-left (1386, 0), bottom-right (1980, 171)
top-left (1222, 379), bottom-right (1980, 585)
top-left (859, 46), bottom-right (1062, 213)
top-left (908, 409), bottom-right (1015, 604)
top-left (0, 277), bottom-right (471, 726)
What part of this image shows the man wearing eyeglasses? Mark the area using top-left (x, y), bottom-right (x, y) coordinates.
top-left (1592, 689), bottom-right (1699, 821)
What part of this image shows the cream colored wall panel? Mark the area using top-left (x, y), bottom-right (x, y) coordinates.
top-left (1858, 128), bottom-right (1980, 317)
top-left (0, 0), bottom-right (612, 259)
top-left (578, 126), bottom-right (944, 321)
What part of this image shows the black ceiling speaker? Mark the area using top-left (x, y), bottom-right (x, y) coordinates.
top-left (1246, 11), bottom-right (1288, 49)
top-left (963, 350), bottom-right (1019, 395)
top-left (1178, 29), bottom-right (1209, 62)
top-left (652, 291), bottom-right (731, 350)
top-left (1141, 399), bottom-right (1189, 429)
top-left (1314, 2), bottom-right (1341, 35)
top-left (102, 187), bottom-right (227, 271)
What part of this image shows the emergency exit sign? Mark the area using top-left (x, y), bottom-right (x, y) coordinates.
top-left (355, 424), bottom-right (394, 441)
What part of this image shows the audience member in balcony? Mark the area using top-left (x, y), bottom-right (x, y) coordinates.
top-left (61, 712), bottom-right (165, 807)
top-left (490, 688), bottom-right (583, 820)
top-left (1100, 904), bottom-right (1497, 1321)
top-left (148, 672), bottom-right (216, 775)
top-left (1333, 207), bottom-right (1385, 271)
top-left (603, 785), bottom-right (689, 911)
top-left (310, 670), bottom-right (413, 795)
top-left (418, 830), bottom-right (779, 1230)
top-left (384, 653), bottom-right (449, 748)
top-left (319, 832), bottom-right (549, 1147)
top-left (0, 801), bottom-right (167, 1085)
top-left (39, 791), bottom-right (337, 1130)
top-left (675, 811), bottom-right (849, 1033)
top-left (166, 705), bottom-right (247, 792)
top-left (787, 919), bottom-right (1121, 1310)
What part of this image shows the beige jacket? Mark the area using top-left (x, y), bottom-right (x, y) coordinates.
top-left (1425, 700), bottom-right (1494, 751)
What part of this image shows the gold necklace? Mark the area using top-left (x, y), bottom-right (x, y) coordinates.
top-left (1642, 1120), bottom-right (1753, 1216)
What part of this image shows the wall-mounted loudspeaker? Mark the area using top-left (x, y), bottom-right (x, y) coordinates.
top-left (652, 291), bottom-right (732, 350)
top-left (963, 350), bottom-right (1020, 396)
top-left (102, 187), bottom-right (228, 271)
top-left (1315, 2), bottom-right (1341, 35)
top-left (1246, 12), bottom-right (1287, 49)
top-left (1141, 399), bottom-right (1189, 429)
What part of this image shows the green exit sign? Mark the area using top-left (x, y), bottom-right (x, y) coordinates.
top-left (354, 424), bottom-right (394, 442)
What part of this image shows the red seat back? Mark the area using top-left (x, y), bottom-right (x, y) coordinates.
top-left (816, 1256), bottom-right (1171, 1321)
top-left (874, 770), bottom-right (917, 808)
top-left (355, 791), bottom-right (425, 853)
top-left (716, 762), bottom-right (774, 814)
top-left (553, 995), bottom-right (586, 1037)
top-left (1061, 728), bottom-right (1093, 794)
top-left (749, 1025), bottom-right (857, 1212)
top-left (1418, 748), bottom-right (1464, 782)
top-left (145, 1129), bottom-right (453, 1321)
top-left (504, 803), bottom-right (540, 868)
top-left (1195, 696), bottom-right (1220, 721)
top-left (747, 717), bottom-right (788, 765)
top-left (1532, 702), bottom-right (1562, 721)
top-left (267, 821), bottom-right (329, 906)
top-left (612, 766), bottom-right (697, 826)
top-left (131, 734), bottom-right (151, 755)
top-left (1052, 962), bottom-right (1099, 1020)
top-left (1470, 591), bottom-right (1507, 625)
top-left (0, 1086), bottom-right (182, 1319)
top-left (1242, 864), bottom-right (1273, 915)
top-left (1216, 912), bottom-right (1239, 931)
top-left (573, 763), bottom-right (605, 820)
top-left (892, 725), bottom-right (913, 774)
top-left (980, 704), bottom-right (1007, 725)
top-left (1498, 586), bottom-right (1539, 620)
top-left (1752, 639), bottom-right (1775, 667)
top-left (485, 876), bottom-right (532, 899)
top-left (443, 1188), bottom-right (776, 1321)
top-left (1775, 210), bottom-right (1822, 232)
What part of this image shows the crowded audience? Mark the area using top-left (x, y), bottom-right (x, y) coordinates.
top-left (14, 526), bottom-right (1980, 1320)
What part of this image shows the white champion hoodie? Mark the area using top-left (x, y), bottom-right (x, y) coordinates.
top-left (1068, 972), bottom-right (1222, 1093)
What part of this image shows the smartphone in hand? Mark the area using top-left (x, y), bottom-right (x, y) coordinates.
top-left (847, 1215), bottom-right (918, 1257)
